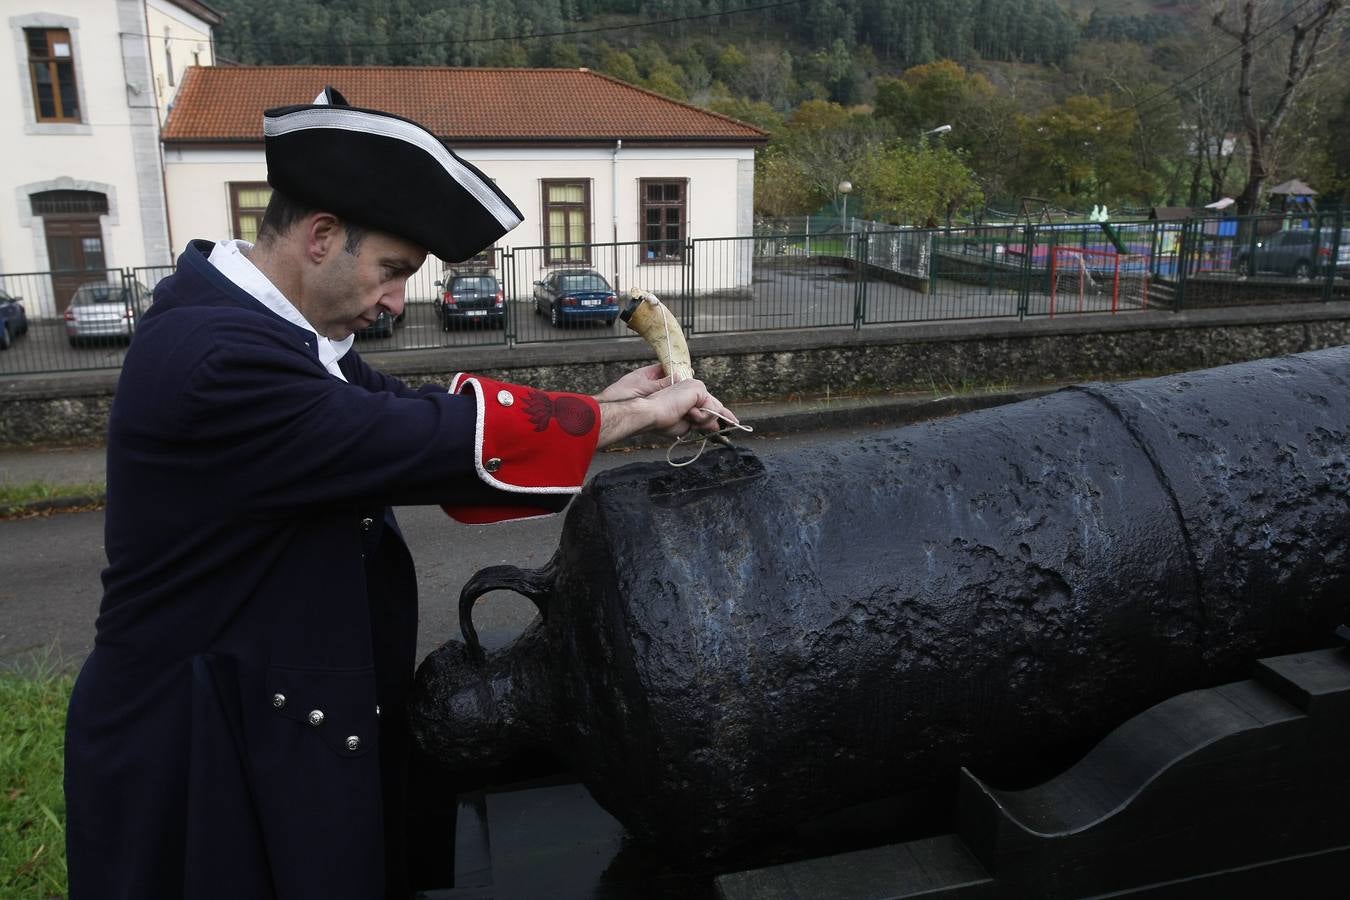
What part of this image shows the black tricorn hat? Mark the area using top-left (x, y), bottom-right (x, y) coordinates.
top-left (263, 87), bottom-right (523, 262)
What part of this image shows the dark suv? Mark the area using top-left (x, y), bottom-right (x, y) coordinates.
top-left (438, 273), bottom-right (504, 329)
top-left (1234, 229), bottom-right (1350, 278)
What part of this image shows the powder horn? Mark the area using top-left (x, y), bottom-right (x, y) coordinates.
top-left (620, 289), bottom-right (695, 383)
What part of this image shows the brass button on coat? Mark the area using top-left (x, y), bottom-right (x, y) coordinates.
top-left (308, 709), bottom-right (325, 727)
top-left (497, 389), bottom-right (514, 407)
top-left (271, 693), bottom-right (286, 709)
top-left (361, 517), bottom-right (374, 530)
top-left (485, 457), bottom-right (502, 473)
top-left (345, 735), bottom-right (361, 751)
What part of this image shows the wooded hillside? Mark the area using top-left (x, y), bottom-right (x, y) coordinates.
top-left (208, 0), bottom-right (1348, 218)
top-left (213, 0), bottom-right (1080, 70)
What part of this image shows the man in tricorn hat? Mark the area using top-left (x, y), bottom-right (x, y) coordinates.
top-left (64, 87), bottom-right (734, 899)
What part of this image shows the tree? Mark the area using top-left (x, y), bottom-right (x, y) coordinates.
top-left (1181, 80), bottom-right (1244, 205)
top-left (601, 48), bottom-right (642, 83)
top-left (873, 60), bottom-right (1020, 206)
top-left (708, 97), bottom-right (785, 135)
top-left (674, 47), bottom-right (713, 99)
top-left (1062, 40), bottom-right (1187, 206)
top-left (485, 42), bottom-right (530, 67)
top-left (734, 47), bottom-right (797, 109)
top-left (800, 39), bottom-right (861, 105)
top-left (858, 141), bottom-right (984, 226)
top-left (774, 100), bottom-right (885, 212)
top-left (1314, 85), bottom-right (1350, 204)
top-left (1017, 95), bottom-right (1154, 206)
top-left (754, 147), bottom-right (817, 216)
top-left (644, 65), bottom-right (689, 100)
top-left (1211, 0), bottom-right (1346, 213)
top-left (714, 44), bottom-right (749, 90)
top-left (874, 60), bottom-right (992, 135)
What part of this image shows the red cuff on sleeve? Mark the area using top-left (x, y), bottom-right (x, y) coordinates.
top-left (441, 373), bottom-right (601, 524)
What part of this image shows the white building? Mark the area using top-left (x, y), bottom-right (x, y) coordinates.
top-left (3, 0), bottom-right (220, 316)
top-left (161, 66), bottom-right (768, 301)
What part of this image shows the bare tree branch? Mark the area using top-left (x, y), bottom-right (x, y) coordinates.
top-left (1213, 0), bottom-right (1346, 212)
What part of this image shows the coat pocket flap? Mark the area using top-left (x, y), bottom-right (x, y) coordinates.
top-left (265, 664), bottom-right (380, 757)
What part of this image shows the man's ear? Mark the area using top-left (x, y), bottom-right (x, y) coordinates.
top-left (304, 213), bottom-right (343, 263)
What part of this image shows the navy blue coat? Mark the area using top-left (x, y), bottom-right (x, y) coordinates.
top-left (64, 241), bottom-right (566, 899)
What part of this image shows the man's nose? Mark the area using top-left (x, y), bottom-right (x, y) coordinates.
top-left (382, 282), bottom-right (408, 317)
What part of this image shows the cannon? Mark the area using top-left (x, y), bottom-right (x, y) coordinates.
top-left (409, 347), bottom-right (1350, 858)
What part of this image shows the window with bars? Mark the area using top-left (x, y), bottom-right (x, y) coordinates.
top-left (31, 190), bottom-right (108, 217)
top-left (229, 183), bottom-right (272, 243)
top-left (640, 179), bottom-right (687, 263)
top-left (26, 28), bottom-right (80, 123)
top-left (542, 180), bottom-right (591, 265)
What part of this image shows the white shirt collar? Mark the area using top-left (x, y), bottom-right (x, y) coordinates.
top-left (205, 239), bottom-right (354, 381)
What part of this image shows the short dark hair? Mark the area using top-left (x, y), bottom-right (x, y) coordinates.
top-left (257, 189), bottom-right (367, 254)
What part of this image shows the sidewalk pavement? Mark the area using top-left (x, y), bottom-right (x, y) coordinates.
top-left (0, 384), bottom-right (1060, 513)
top-left (0, 444), bottom-right (107, 488)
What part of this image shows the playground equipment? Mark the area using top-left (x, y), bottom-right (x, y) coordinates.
top-left (1049, 245), bottom-right (1150, 316)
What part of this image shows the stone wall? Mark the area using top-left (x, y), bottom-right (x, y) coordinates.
top-left (1, 301), bottom-right (1347, 448)
top-left (1176, 274), bottom-right (1350, 308)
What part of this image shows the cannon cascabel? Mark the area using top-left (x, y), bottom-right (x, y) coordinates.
top-left (409, 347), bottom-right (1350, 857)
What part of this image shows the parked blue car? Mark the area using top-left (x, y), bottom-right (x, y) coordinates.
top-left (0, 288), bottom-right (29, 351)
top-left (532, 270), bottom-right (620, 327)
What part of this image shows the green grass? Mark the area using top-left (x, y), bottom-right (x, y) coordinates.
top-left (1, 659), bottom-right (72, 899)
top-left (0, 480), bottom-right (105, 516)
top-left (926, 375), bottom-right (1015, 398)
top-left (785, 237), bottom-right (850, 256)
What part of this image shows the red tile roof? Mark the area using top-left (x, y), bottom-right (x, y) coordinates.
top-left (163, 66), bottom-right (768, 145)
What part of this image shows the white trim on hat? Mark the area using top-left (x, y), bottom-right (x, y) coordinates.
top-left (264, 107), bottom-right (523, 233)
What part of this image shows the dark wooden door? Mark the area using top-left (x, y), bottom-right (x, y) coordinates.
top-left (44, 216), bottom-right (107, 312)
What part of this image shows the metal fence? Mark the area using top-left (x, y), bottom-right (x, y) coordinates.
top-left (1, 211), bottom-right (1344, 376)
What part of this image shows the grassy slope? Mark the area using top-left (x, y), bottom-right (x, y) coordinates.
top-left (1, 662), bottom-right (72, 898)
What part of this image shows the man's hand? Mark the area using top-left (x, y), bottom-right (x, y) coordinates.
top-left (593, 364), bottom-right (670, 403)
top-left (595, 377), bottom-right (737, 449)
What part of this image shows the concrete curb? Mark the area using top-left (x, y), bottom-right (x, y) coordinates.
top-left (0, 493), bottom-right (105, 519)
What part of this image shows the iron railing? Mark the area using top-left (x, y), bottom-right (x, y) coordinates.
top-left (1, 212), bottom-right (1343, 376)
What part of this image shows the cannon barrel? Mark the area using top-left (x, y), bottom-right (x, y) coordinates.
top-left (410, 347), bottom-right (1350, 856)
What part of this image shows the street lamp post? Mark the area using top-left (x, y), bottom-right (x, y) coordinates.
top-left (838, 180), bottom-right (852, 228)
top-left (919, 125), bottom-right (954, 228)
top-left (920, 124), bottom-right (953, 146)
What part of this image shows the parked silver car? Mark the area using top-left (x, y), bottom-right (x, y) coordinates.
top-left (64, 281), bottom-right (147, 346)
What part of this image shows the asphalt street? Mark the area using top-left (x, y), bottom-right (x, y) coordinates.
top-left (0, 424), bottom-right (871, 673)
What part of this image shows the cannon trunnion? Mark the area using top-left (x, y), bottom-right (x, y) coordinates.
top-left (410, 347), bottom-right (1350, 858)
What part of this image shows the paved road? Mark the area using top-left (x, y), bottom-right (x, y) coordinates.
top-left (0, 425), bottom-right (868, 673)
